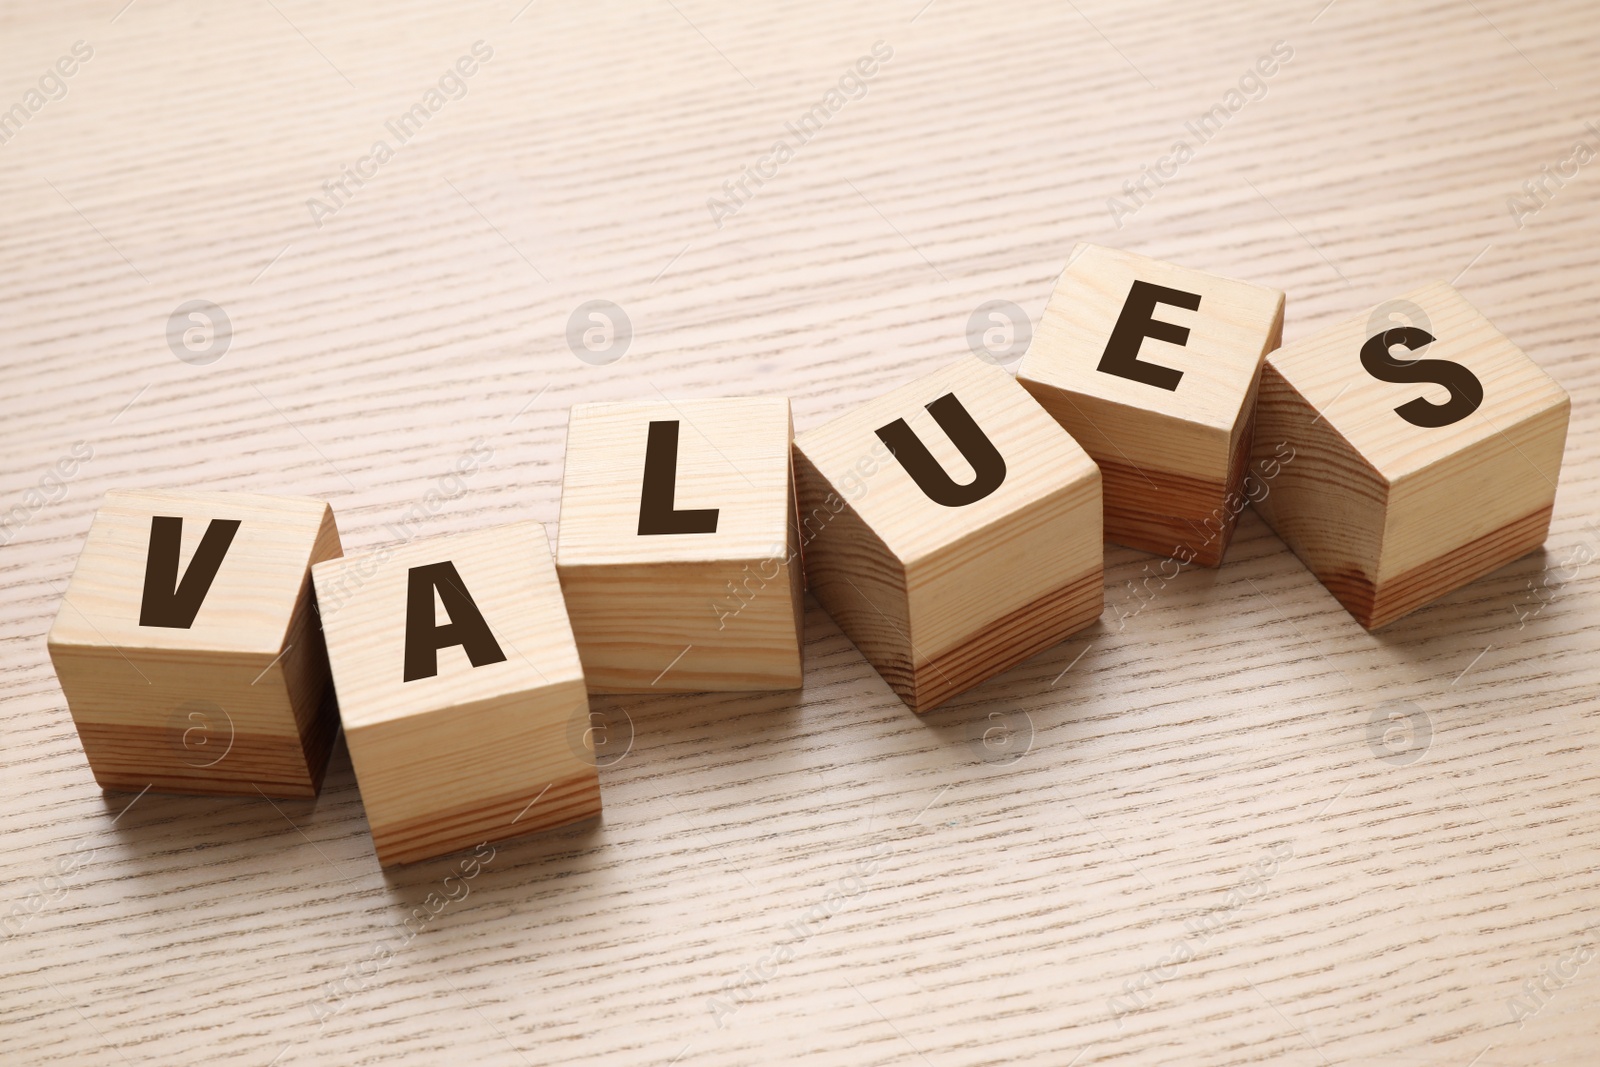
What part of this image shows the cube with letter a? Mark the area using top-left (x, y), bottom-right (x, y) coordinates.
top-left (1017, 243), bottom-right (1284, 566)
top-left (555, 397), bottom-right (802, 692)
top-left (1249, 282), bottom-right (1569, 630)
top-left (793, 356), bottom-right (1102, 712)
top-left (312, 522), bottom-right (599, 866)
top-left (46, 489), bottom-right (343, 798)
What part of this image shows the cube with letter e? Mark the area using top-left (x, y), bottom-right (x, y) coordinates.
top-left (555, 397), bottom-right (802, 693)
top-left (312, 522), bottom-right (599, 866)
top-left (1018, 243), bottom-right (1285, 566)
top-left (1249, 282), bottom-right (1569, 630)
top-left (793, 356), bottom-right (1102, 713)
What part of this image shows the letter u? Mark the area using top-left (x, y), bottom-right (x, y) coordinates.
top-left (874, 392), bottom-right (1006, 507)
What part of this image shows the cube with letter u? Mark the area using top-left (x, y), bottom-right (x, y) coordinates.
top-left (793, 356), bottom-right (1103, 712)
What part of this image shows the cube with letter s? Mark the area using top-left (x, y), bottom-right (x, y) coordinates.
top-left (1249, 282), bottom-right (1569, 629)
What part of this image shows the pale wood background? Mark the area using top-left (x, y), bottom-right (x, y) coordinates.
top-left (2, 1), bottom-right (1597, 1064)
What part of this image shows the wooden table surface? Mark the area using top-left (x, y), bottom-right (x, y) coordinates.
top-left (2, 1), bottom-right (1597, 1063)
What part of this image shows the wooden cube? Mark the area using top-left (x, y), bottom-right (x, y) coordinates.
top-left (46, 489), bottom-right (342, 798)
top-left (555, 397), bottom-right (802, 692)
top-left (312, 521), bottom-right (599, 866)
top-left (794, 356), bottom-right (1102, 712)
top-left (1250, 282), bottom-right (1569, 630)
top-left (1018, 243), bottom-right (1284, 566)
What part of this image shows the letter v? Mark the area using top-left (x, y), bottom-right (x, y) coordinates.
top-left (139, 516), bottom-right (241, 628)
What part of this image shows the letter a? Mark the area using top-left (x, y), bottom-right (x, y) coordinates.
top-left (402, 561), bottom-right (506, 682)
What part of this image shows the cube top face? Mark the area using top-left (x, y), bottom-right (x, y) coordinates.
top-left (48, 489), bottom-right (332, 657)
top-left (795, 356), bottom-right (1100, 569)
top-left (1020, 243), bottom-right (1285, 451)
top-left (312, 521), bottom-right (584, 730)
top-left (556, 398), bottom-right (793, 567)
top-left (1267, 281), bottom-right (1569, 484)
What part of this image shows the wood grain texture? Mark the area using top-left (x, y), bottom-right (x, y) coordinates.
top-left (1095, 402), bottom-right (1259, 567)
top-left (1, 1), bottom-right (1598, 1064)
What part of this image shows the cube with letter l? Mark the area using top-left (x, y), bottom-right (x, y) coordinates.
top-left (555, 397), bottom-right (802, 693)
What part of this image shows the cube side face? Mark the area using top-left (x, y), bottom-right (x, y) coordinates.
top-left (1368, 399), bottom-right (1567, 629)
top-left (46, 491), bottom-right (339, 797)
top-left (904, 467), bottom-right (1103, 711)
top-left (348, 680), bottom-right (599, 867)
top-left (275, 507), bottom-right (345, 792)
top-left (1380, 397), bottom-right (1569, 585)
top-left (313, 522), bottom-right (598, 865)
top-left (1018, 244), bottom-right (1282, 565)
top-left (1249, 362), bottom-right (1391, 627)
top-left (559, 556), bottom-right (803, 692)
top-left (1023, 382), bottom-right (1239, 565)
top-left (794, 357), bottom-right (1103, 711)
top-left (1210, 389), bottom-right (1260, 565)
top-left (792, 447), bottom-right (915, 702)
top-left (783, 465), bottom-right (806, 671)
top-left (47, 642), bottom-right (320, 797)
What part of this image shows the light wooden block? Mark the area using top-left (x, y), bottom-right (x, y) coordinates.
top-left (555, 397), bottom-right (802, 692)
top-left (1250, 281), bottom-right (1569, 630)
top-left (46, 489), bottom-right (342, 798)
top-left (312, 521), bottom-right (599, 866)
top-left (1018, 243), bottom-right (1284, 566)
top-left (794, 356), bottom-right (1102, 712)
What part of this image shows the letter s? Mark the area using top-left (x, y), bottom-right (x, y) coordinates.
top-left (1360, 327), bottom-right (1483, 427)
